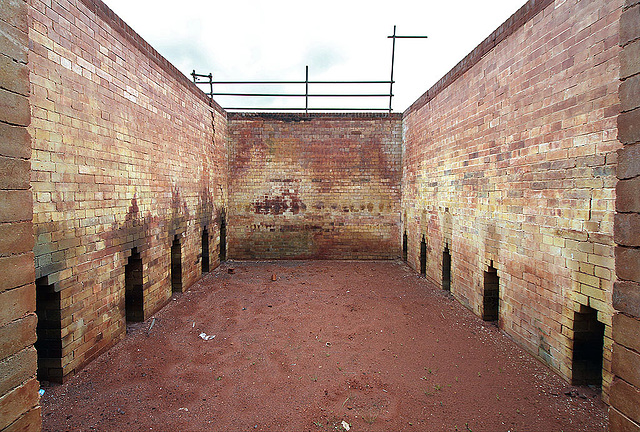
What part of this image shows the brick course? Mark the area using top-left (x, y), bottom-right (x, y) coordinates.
top-left (402, 0), bottom-right (621, 399)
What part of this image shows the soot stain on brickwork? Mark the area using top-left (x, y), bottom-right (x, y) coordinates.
top-left (254, 191), bottom-right (306, 215)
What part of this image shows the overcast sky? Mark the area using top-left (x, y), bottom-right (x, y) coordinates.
top-left (103, 0), bottom-right (526, 112)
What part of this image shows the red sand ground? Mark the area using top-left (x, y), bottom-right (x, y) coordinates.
top-left (41, 261), bottom-right (607, 432)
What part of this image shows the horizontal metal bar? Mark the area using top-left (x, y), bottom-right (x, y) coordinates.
top-left (223, 107), bottom-right (392, 111)
top-left (210, 93), bottom-right (391, 98)
top-left (387, 35), bottom-right (429, 39)
top-left (207, 80), bottom-right (393, 85)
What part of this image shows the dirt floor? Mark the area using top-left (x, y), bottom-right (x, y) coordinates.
top-left (41, 260), bottom-right (608, 432)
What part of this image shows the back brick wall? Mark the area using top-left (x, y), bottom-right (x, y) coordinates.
top-left (28, 0), bottom-right (228, 381)
top-left (402, 0), bottom-right (622, 399)
top-left (228, 113), bottom-right (402, 260)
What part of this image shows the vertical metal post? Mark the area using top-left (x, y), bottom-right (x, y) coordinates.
top-left (209, 73), bottom-right (213, 97)
top-left (389, 25), bottom-right (396, 112)
top-left (305, 65), bottom-right (309, 114)
top-left (191, 70), bottom-right (196, 83)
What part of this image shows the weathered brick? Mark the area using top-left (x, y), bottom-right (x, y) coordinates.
top-left (3, 405), bottom-right (41, 432)
top-left (0, 20), bottom-right (28, 65)
top-left (0, 378), bottom-right (38, 430)
top-left (615, 213), bottom-right (640, 247)
top-left (621, 75), bottom-right (640, 113)
top-left (613, 313), bottom-right (640, 353)
top-left (616, 246), bottom-right (640, 283)
top-left (0, 314), bottom-right (36, 361)
top-left (0, 190), bottom-right (32, 223)
top-left (0, 284), bottom-right (35, 327)
top-left (0, 253), bottom-right (34, 293)
top-left (610, 407), bottom-right (640, 432)
top-left (0, 222), bottom-right (33, 257)
top-left (0, 347), bottom-right (37, 396)
top-left (0, 52), bottom-right (29, 96)
top-left (0, 156), bottom-right (30, 189)
top-left (616, 177), bottom-right (640, 212)
top-left (620, 5), bottom-right (640, 47)
top-left (0, 123), bottom-right (30, 159)
top-left (0, 88), bottom-right (29, 127)
top-left (621, 39), bottom-right (640, 79)
top-left (613, 343), bottom-right (640, 389)
top-left (614, 281), bottom-right (640, 317)
top-left (0, 0), bottom-right (28, 34)
top-left (619, 109), bottom-right (640, 146)
top-left (611, 378), bottom-right (640, 426)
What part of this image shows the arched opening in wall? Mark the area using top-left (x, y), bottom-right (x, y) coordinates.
top-left (571, 305), bottom-right (604, 387)
top-left (125, 248), bottom-right (144, 322)
top-left (220, 213), bottom-right (227, 262)
top-left (202, 227), bottom-right (210, 273)
top-left (442, 245), bottom-right (451, 291)
top-left (482, 263), bottom-right (499, 322)
top-left (171, 235), bottom-right (182, 293)
top-left (419, 235), bottom-right (427, 275)
top-left (35, 277), bottom-right (63, 383)
top-left (402, 231), bottom-right (408, 262)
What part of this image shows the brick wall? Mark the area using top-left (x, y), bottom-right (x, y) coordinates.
top-left (228, 113), bottom-right (402, 260)
top-left (28, 0), bottom-right (228, 382)
top-left (0, 0), bottom-right (40, 430)
top-left (610, 0), bottom-right (640, 430)
top-left (402, 0), bottom-right (621, 399)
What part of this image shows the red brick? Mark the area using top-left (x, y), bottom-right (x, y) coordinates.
top-left (621, 40), bottom-right (640, 80)
top-left (0, 347), bottom-right (37, 396)
top-left (0, 284), bottom-right (35, 327)
top-left (3, 406), bottom-right (41, 432)
top-left (0, 314), bottom-right (36, 361)
top-left (0, 88), bottom-right (29, 127)
top-left (0, 123), bottom-right (30, 159)
top-left (613, 313), bottom-right (640, 353)
top-left (0, 378), bottom-right (38, 430)
top-left (615, 213), bottom-right (640, 247)
top-left (620, 5), bottom-right (640, 47)
top-left (613, 343), bottom-right (640, 388)
top-left (0, 53), bottom-right (29, 97)
top-left (617, 177), bottom-right (640, 212)
top-left (621, 75), bottom-right (640, 113)
top-left (0, 156), bottom-right (30, 190)
top-left (616, 246), bottom-right (640, 283)
top-left (0, 190), bottom-right (32, 223)
top-left (615, 281), bottom-right (640, 317)
top-left (619, 109), bottom-right (640, 146)
top-left (0, 0), bottom-right (28, 34)
top-left (610, 407), bottom-right (640, 432)
top-left (611, 378), bottom-right (640, 426)
top-left (0, 222), bottom-right (34, 257)
top-left (0, 253), bottom-right (35, 293)
top-left (0, 19), bottom-right (27, 65)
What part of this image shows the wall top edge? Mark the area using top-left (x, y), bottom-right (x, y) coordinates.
top-left (77, 0), bottom-right (227, 117)
top-left (403, 0), bottom-right (555, 117)
top-left (228, 112), bottom-right (403, 121)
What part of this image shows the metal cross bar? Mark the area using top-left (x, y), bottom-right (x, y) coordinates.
top-left (387, 25), bottom-right (428, 112)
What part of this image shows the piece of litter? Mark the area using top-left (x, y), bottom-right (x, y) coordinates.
top-left (199, 332), bottom-right (215, 341)
top-left (271, 273), bottom-right (277, 281)
top-left (148, 318), bottom-right (155, 331)
top-left (341, 420), bottom-right (350, 431)
top-left (228, 268), bottom-right (235, 274)
top-left (39, 389), bottom-right (45, 396)
top-left (117, 408), bottom-right (125, 415)
top-left (192, 322), bottom-right (195, 328)
top-left (178, 407), bottom-right (189, 412)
